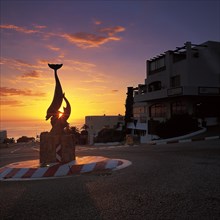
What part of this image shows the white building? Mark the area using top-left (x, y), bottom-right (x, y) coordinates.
top-left (128, 41), bottom-right (220, 143)
top-left (0, 130), bottom-right (7, 143)
top-left (85, 115), bottom-right (124, 144)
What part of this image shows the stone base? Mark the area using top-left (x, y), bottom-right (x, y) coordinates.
top-left (40, 132), bottom-right (75, 165)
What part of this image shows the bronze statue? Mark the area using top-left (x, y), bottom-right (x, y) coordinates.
top-left (46, 64), bottom-right (71, 135)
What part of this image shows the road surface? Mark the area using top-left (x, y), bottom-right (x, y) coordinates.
top-left (0, 140), bottom-right (220, 219)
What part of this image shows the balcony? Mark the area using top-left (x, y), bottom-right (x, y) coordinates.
top-left (134, 89), bottom-right (167, 102)
top-left (134, 86), bottom-right (218, 102)
top-left (127, 122), bottom-right (147, 130)
top-left (167, 86), bottom-right (198, 96)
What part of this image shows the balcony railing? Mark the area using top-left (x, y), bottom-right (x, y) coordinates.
top-left (134, 86), bottom-right (219, 102)
top-left (167, 87), bottom-right (183, 96)
top-left (127, 122), bottom-right (147, 130)
top-left (134, 89), bottom-right (167, 102)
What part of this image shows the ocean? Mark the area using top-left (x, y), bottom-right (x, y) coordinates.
top-left (0, 119), bottom-right (84, 141)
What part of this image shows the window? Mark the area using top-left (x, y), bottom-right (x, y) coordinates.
top-left (171, 102), bottom-right (186, 115)
top-left (150, 103), bottom-right (166, 117)
top-left (139, 84), bottom-right (147, 94)
top-left (173, 52), bottom-right (186, 63)
top-left (149, 57), bottom-right (166, 74)
top-left (149, 61), bottom-right (156, 71)
top-left (148, 81), bottom-right (162, 92)
top-left (133, 106), bottom-right (145, 118)
top-left (170, 75), bottom-right (180, 88)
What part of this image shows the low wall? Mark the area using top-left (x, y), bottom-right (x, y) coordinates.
top-left (147, 127), bottom-right (206, 144)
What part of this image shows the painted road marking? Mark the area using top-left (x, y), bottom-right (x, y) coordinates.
top-left (13, 168), bottom-right (29, 178)
top-left (0, 167), bottom-right (13, 178)
top-left (54, 161), bottom-right (75, 177)
top-left (31, 167), bottom-right (48, 178)
top-left (0, 157), bottom-right (132, 181)
top-left (10, 148), bottom-right (21, 153)
top-left (81, 162), bottom-right (96, 173)
top-left (105, 160), bottom-right (118, 169)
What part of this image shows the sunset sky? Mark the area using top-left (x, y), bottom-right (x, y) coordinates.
top-left (1, 0), bottom-right (220, 129)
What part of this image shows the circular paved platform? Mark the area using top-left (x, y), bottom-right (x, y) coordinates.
top-left (0, 156), bottom-right (131, 181)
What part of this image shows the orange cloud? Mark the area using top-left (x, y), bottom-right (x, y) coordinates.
top-left (1, 23), bottom-right (126, 49)
top-left (0, 24), bottom-right (40, 34)
top-left (98, 26), bottom-right (125, 36)
top-left (81, 72), bottom-right (108, 83)
top-left (1, 57), bottom-right (35, 68)
top-left (1, 57), bottom-right (49, 77)
top-left (14, 59), bottom-right (34, 67)
top-left (21, 70), bottom-right (40, 78)
top-left (64, 59), bottom-right (96, 72)
top-left (62, 32), bottom-right (121, 48)
top-left (0, 87), bottom-right (46, 97)
top-left (38, 59), bottom-right (50, 65)
top-left (38, 59), bottom-right (65, 66)
top-left (112, 89), bottom-right (119, 93)
top-left (94, 20), bottom-right (102, 25)
top-left (0, 99), bottom-right (25, 107)
top-left (47, 45), bottom-right (60, 51)
top-left (33, 25), bottom-right (47, 29)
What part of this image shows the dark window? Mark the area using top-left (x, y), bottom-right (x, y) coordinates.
top-left (150, 103), bottom-right (166, 117)
top-left (171, 102), bottom-right (186, 115)
top-left (133, 106), bottom-right (145, 118)
top-left (148, 81), bottom-right (162, 92)
top-left (170, 75), bottom-right (180, 87)
top-left (139, 85), bottom-right (147, 94)
top-left (149, 57), bottom-right (166, 74)
top-left (173, 52), bottom-right (186, 63)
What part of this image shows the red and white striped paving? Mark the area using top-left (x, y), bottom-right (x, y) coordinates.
top-left (0, 156), bottom-right (131, 181)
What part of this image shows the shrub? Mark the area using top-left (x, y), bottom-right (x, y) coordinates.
top-left (156, 114), bottom-right (199, 138)
top-left (17, 136), bottom-right (35, 143)
top-left (94, 128), bottom-right (125, 143)
top-left (3, 138), bottom-right (15, 144)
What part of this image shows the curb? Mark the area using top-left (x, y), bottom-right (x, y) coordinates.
top-left (0, 157), bottom-right (131, 181)
top-left (77, 145), bottom-right (131, 151)
top-left (149, 135), bottom-right (220, 145)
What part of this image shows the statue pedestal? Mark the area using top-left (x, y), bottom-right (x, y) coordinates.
top-left (40, 132), bottom-right (75, 165)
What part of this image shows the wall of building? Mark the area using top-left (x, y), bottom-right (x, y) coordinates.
top-left (144, 41), bottom-right (220, 93)
top-left (85, 115), bottom-right (124, 144)
top-left (187, 41), bottom-right (220, 87)
top-left (0, 130), bottom-right (7, 143)
top-left (130, 41), bottom-right (220, 143)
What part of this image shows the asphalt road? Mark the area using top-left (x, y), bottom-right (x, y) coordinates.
top-left (0, 140), bottom-right (220, 219)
